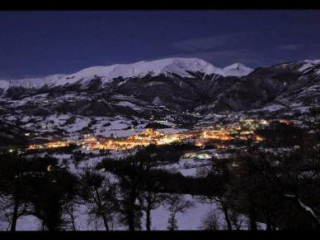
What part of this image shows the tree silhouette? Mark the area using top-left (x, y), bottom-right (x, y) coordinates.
top-left (166, 194), bottom-right (193, 231)
top-left (79, 169), bottom-right (118, 231)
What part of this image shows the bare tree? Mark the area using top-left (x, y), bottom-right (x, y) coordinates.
top-left (0, 193), bottom-right (33, 231)
top-left (139, 191), bottom-right (166, 231)
top-left (63, 201), bottom-right (77, 231)
top-left (117, 173), bottom-right (142, 231)
top-left (201, 209), bottom-right (220, 230)
top-left (0, 153), bottom-right (35, 231)
top-left (166, 194), bottom-right (193, 231)
top-left (136, 150), bottom-right (166, 231)
top-left (80, 169), bottom-right (118, 231)
top-left (229, 209), bottom-right (244, 230)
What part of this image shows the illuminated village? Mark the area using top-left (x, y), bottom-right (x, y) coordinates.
top-left (26, 119), bottom-right (292, 152)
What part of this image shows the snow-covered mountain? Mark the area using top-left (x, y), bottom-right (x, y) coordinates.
top-left (0, 80), bottom-right (9, 91)
top-left (0, 58), bottom-right (253, 90)
top-left (55, 58), bottom-right (224, 86)
top-left (0, 74), bottom-right (66, 90)
top-left (1, 57), bottom-right (320, 135)
top-left (298, 59), bottom-right (320, 73)
top-left (222, 63), bottom-right (253, 77)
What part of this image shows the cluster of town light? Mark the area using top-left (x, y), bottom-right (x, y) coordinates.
top-left (82, 128), bottom-right (194, 151)
top-left (28, 141), bottom-right (70, 150)
top-left (26, 118), bottom-right (293, 152)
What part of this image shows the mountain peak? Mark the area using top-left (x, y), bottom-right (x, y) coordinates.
top-left (222, 63), bottom-right (253, 77)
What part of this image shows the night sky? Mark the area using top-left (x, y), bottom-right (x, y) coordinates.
top-left (1, 10), bottom-right (320, 79)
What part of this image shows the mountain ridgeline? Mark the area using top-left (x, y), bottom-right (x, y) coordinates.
top-left (1, 58), bottom-right (320, 120)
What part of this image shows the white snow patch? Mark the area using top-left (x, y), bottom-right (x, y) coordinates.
top-left (16, 215), bottom-right (42, 231)
top-left (299, 59), bottom-right (320, 72)
top-left (261, 104), bottom-right (285, 112)
top-left (0, 80), bottom-right (9, 91)
top-left (114, 101), bottom-right (141, 111)
top-left (222, 63), bottom-right (253, 77)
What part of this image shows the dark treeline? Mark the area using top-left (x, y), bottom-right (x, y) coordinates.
top-left (0, 121), bottom-right (320, 230)
top-left (98, 122), bottom-right (320, 230)
top-left (0, 149), bottom-right (194, 231)
top-left (201, 121), bottom-right (320, 230)
top-left (0, 155), bottom-right (78, 231)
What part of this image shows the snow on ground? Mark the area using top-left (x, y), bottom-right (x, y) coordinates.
top-left (4, 115), bottom-right (18, 122)
top-left (53, 153), bottom-right (72, 160)
top-left (146, 82), bottom-right (166, 87)
top-left (0, 155), bottom-right (267, 232)
top-left (114, 101), bottom-right (142, 111)
top-left (146, 194), bottom-right (222, 230)
top-left (156, 157), bottom-right (212, 177)
top-left (95, 128), bottom-right (138, 138)
top-left (290, 102), bottom-right (303, 107)
top-left (179, 168), bottom-right (199, 177)
top-left (8, 95), bottom-right (48, 108)
top-left (16, 216), bottom-right (42, 231)
top-left (0, 196), bottom-right (42, 231)
top-left (60, 149), bottom-right (137, 175)
top-left (2, 193), bottom-right (266, 231)
top-left (147, 194), bottom-right (265, 230)
top-left (261, 104), bottom-right (285, 112)
top-left (159, 128), bottom-right (187, 134)
top-left (59, 93), bottom-right (89, 102)
top-left (77, 156), bottom-right (106, 169)
top-left (47, 114), bottom-right (70, 126)
top-left (294, 106), bottom-right (310, 114)
top-left (3, 109), bottom-right (176, 142)
top-left (21, 115), bottom-right (31, 123)
top-left (4, 194), bottom-right (224, 231)
top-left (65, 117), bottom-right (91, 133)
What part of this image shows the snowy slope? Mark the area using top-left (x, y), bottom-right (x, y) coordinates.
top-left (56, 58), bottom-right (223, 86)
top-left (298, 59), bottom-right (320, 72)
top-left (9, 74), bottom-right (66, 88)
top-left (0, 74), bottom-right (66, 92)
top-left (55, 58), bottom-right (253, 86)
top-left (0, 80), bottom-right (9, 91)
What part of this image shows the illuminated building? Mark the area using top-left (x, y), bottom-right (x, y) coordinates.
top-left (25, 118), bottom-right (273, 152)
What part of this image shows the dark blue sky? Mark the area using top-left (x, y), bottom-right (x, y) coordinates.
top-left (1, 10), bottom-right (320, 79)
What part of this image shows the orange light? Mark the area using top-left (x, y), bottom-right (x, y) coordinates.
top-left (255, 135), bottom-right (264, 142)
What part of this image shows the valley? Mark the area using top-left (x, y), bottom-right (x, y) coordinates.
top-left (1, 57), bottom-right (320, 231)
